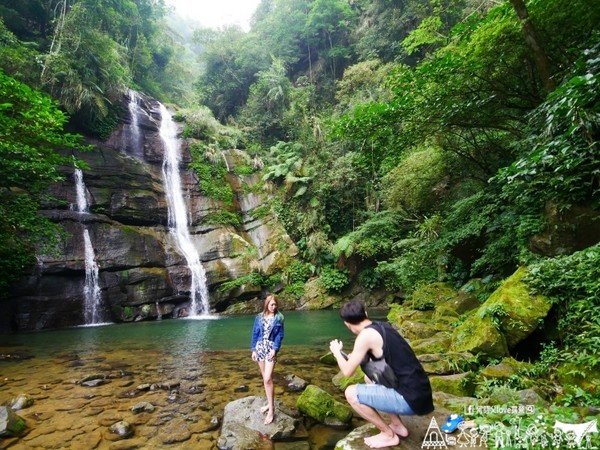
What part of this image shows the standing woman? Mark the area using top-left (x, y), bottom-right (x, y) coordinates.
top-left (251, 294), bottom-right (284, 425)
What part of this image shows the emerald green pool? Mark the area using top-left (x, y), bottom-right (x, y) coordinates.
top-left (0, 310), bottom-right (379, 449)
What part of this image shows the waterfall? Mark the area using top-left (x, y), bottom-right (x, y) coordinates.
top-left (155, 299), bottom-right (162, 320)
top-left (158, 104), bottom-right (211, 317)
top-left (126, 90), bottom-right (142, 156)
top-left (73, 168), bottom-right (104, 325)
top-left (83, 229), bottom-right (102, 324)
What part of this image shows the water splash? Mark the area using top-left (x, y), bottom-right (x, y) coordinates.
top-left (73, 168), bottom-right (105, 325)
top-left (158, 104), bottom-right (211, 317)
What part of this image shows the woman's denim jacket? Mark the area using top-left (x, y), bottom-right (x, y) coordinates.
top-left (251, 312), bottom-right (284, 352)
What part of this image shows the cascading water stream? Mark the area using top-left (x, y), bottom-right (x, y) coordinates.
top-left (73, 168), bottom-right (103, 325)
top-left (158, 104), bottom-right (211, 317)
top-left (126, 90), bottom-right (143, 156)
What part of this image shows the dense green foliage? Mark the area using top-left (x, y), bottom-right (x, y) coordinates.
top-left (1, 0), bottom-right (598, 413)
top-left (0, 0), bottom-right (195, 134)
top-left (527, 244), bottom-right (600, 379)
top-left (0, 70), bottom-right (85, 293)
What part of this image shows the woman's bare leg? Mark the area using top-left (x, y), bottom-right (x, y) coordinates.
top-left (257, 361), bottom-right (270, 414)
top-left (262, 360), bottom-right (276, 424)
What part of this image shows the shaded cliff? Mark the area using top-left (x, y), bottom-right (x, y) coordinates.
top-left (3, 92), bottom-right (297, 332)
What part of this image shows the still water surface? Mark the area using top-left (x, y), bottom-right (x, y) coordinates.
top-left (0, 310), bottom-right (373, 449)
top-left (2, 310), bottom-right (357, 355)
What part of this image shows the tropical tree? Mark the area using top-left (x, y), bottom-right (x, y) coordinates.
top-left (194, 26), bottom-right (270, 121)
top-left (0, 70), bottom-right (86, 293)
top-left (305, 0), bottom-right (355, 81)
top-left (238, 57), bottom-right (293, 143)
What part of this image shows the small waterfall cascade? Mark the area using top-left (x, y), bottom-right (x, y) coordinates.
top-left (155, 299), bottom-right (162, 321)
top-left (221, 152), bottom-right (231, 172)
top-left (158, 104), bottom-right (211, 317)
top-left (126, 90), bottom-right (142, 156)
top-left (72, 168), bottom-right (104, 325)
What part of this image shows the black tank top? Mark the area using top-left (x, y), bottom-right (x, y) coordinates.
top-left (368, 322), bottom-right (434, 415)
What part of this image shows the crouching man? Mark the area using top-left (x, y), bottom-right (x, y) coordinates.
top-left (329, 300), bottom-right (434, 448)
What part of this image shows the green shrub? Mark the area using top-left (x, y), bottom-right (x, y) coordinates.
top-left (319, 266), bottom-right (350, 292)
top-left (203, 211), bottom-right (242, 227)
top-left (284, 260), bottom-right (314, 284)
top-left (188, 143), bottom-right (234, 203)
top-left (381, 145), bottom-right (447, 214)
top-left (525, 243), bottom-right (600, 386)
top-left (233, 165), bottom-right (254, 176)
top-left (357, 267), bottom-right (382, 289)
top-left (218, 273), bottom-right (265, 293)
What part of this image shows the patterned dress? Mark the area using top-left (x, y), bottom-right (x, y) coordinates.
top-left (255, 315), bottom-right (276, 362)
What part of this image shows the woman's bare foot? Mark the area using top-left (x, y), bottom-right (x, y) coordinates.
top-left (364, 432), bottom-right (399, 448)
top-left (260, 405), bottom-right (269, 414)
top-left (264, 411), bottom-right (274, 425)
top-left (390, 422), bottom-right (409, 438)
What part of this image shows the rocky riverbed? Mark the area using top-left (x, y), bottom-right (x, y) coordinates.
top-left (0, 340), bottom-right (480, 450)
top-left (0, 342), bottom-right (337, 449)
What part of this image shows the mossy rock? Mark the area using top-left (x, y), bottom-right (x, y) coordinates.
top-left (480, 266), bottom-right (552, 347)
top-left (556, 362), bottom-right (600, 396)
top-left (296, 385), bottom-right (353, 426)
top-left (486, 388), bottom-right (547, 407)
top-left (418, 352), bottom-right (478, 375)
top-left (411, 333), bottom-right (452, 355)
top-left (388, 306), bottom-right (438, 341)
top-left (478, 357), bottom-right (532, 381)
top-left (300, 278), bottom-right (343, 310)
top-left (223, 300), bottom-right (261, 315)
top-left (433, 392), bottom-right (479, 411)
top-left (332, 368), bottom-right (365, 391)
top-left (409, 282), bottom-right (457, 311)
top-left (432, 306), bottom-right (460, 323)
top-left (320, 352), bottom-right (337, 366)
top-left (398, 319), bottom-right (439, 341)
top-left (450, 314), bottom-right (508, 358)
top-left (387, 304), bottom-right (421, 327)
top-left (430, 372), bottom-right (476, 397)
top-left (459, 278), bottom-right (495, 301)
top-left (334, 424), bottom-right (375, 450)
top-left (439, 290), bottom-right (481, 315)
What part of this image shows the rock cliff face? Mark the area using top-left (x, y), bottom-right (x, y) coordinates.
top-left (4, 91), bottom-right (297, 332)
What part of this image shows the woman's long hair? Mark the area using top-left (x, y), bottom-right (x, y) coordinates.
top-left (262, 295), bottom-right (284, 321)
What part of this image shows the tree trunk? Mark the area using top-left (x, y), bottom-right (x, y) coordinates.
top-left (508, 0), bottom-right (556, 93)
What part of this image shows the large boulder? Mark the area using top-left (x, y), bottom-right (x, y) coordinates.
top-left (479, 267), bottom-right (552, 347)
top-left (297, 278), bottom-right (343, 310)
top-left (450, 266), bottom-right (551, 357)
top-left (217, 396), bottom-right (301, 450)
top-left (450, 313), bottom-right (508, 358)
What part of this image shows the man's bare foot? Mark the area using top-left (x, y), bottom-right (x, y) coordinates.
top-left (264, 411), bottom-right (274, 425)
top-left (390, 422), bottom-right (409, 438)
top-left (260, 405), bottom-right (269, 414)
top-left (364, 432), bottom-right (399, 448)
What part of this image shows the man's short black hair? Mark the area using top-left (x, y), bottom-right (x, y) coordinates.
top-left (340, 300), bottom-right (367, 324)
